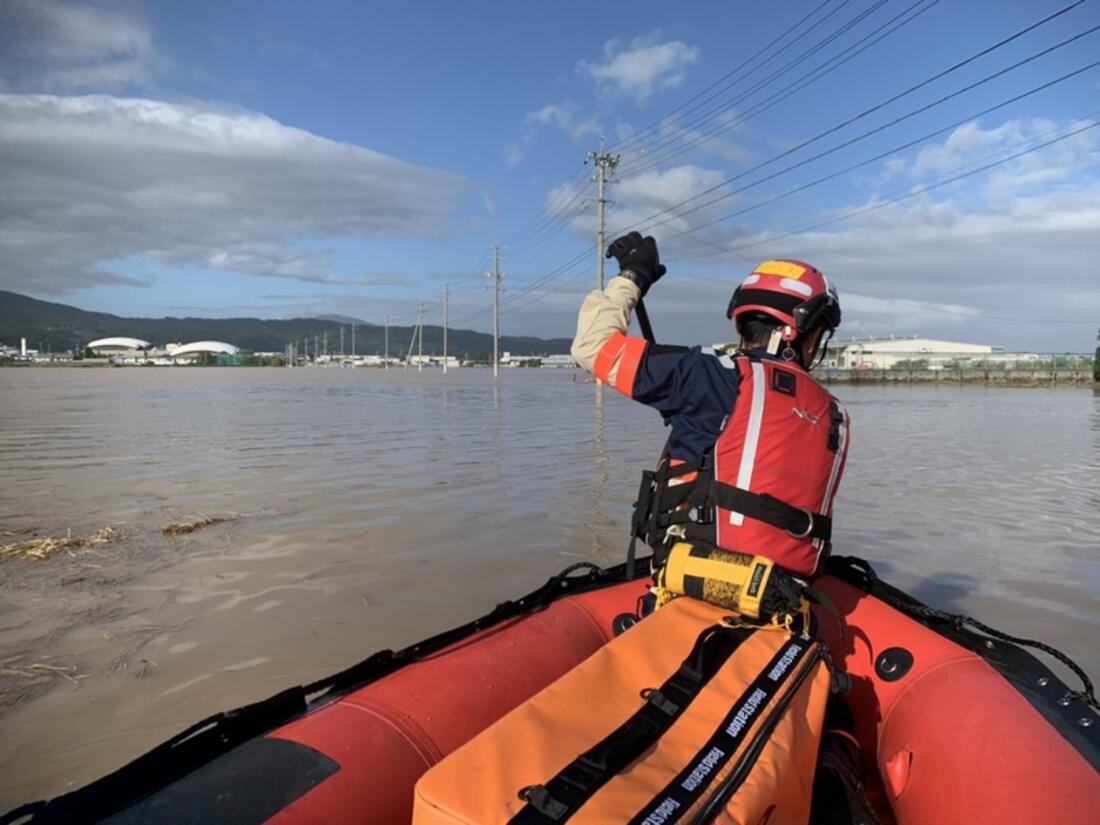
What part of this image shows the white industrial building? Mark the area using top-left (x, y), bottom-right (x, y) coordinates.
top-left (167, 341), bottom-right (240, 360)
top-left (825, 337), bottom-right (1040, 370)
top-left (87, 337), bottom-right (151, 355)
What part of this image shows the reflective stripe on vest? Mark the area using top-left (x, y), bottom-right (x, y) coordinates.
top-left (712, 355), bottom-right (850, 576)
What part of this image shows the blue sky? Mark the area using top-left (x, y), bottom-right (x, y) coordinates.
top-left (1, 0), bottom-right (1098, 350)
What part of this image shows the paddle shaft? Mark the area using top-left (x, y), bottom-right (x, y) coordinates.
top-left (635, 297), bottom-right (656, 344)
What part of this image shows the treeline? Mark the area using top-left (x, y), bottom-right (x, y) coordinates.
top-left (0, 289), bottom-right (572, 357)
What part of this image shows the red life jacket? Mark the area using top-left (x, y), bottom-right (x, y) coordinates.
top-left (633, 354), bottom-right (849, 577)
top-left (712, 355), bottom-right (849, 576)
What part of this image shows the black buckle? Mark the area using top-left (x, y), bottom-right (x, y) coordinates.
top-left (643, 688), bottom-right (679, 716)
top-left (519, 785), bottom-right (568, 820)
top-left (687, 505), bottom-right (714, 525)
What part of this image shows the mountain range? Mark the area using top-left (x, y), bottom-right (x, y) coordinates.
top-left (0, 290), bottom-right (572, 357)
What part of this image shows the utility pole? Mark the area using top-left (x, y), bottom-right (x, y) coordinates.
top-left (322, 330), bottom-right (328, 360)
top-left (491, 244), bottom-right (502, 379)
top-left (351, 323), bottom-right (356, 359)
top-left (417, 302), bottom-right (424, 372)
top-left (384, 313), bottom-right (389, 369)
top-left (588, 138), bottom-right (620, 290)
top-left (340, 326), bottom-right (345, 358)
top-left (443, 283), bottom-right (449, 374)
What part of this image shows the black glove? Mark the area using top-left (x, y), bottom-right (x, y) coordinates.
top-left (605, 231), bottom-right (666, 296)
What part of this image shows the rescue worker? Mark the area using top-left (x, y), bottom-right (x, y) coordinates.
top-left (571, 232), bottom-right (849, 580)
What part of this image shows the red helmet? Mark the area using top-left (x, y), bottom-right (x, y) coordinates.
top-left (726, 259), bottom-right (840, 342)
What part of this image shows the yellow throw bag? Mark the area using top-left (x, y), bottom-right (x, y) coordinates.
top-left (413, 597), bottom-right (830, 824)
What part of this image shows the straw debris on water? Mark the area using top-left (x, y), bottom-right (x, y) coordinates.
top-left (161, 514), bottom-right (233, 536)
top-left (0, 527), bottom-right (117, 561)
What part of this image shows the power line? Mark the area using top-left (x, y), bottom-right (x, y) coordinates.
top-left (506, 177), bottom-right (595, 257)
top-left (484, 109), bottom-right (1100, 324)
top-left (468, 5), bottom-right (1098, 328)
top-left (502, 162), bottom-right (590, 248)
top-left (504, 0), bottom-right (1092, 295)
top-left (618, 0), bottom-right (893, 172)
top-left (671, 117), bottom-right (1100, 262)
top-left (658, 57), bottom-right (1100, 244)
top-left (610, 0), bottom-right (841, 155)
top-left (629, 29), bottom-right (1100, 240)
top-left (625, 9), bottom-right (1099, 236)
top-left (621, 0), bottom-right (944, 176)
top-left (507, 51), bottom-right (1100, 309)
top-left (508, 2), bottom-right (859, 259)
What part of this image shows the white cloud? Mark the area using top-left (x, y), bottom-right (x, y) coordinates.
top-left (0, 0), bottom-right (158, 91)
top-left (549, 163), bottom-right (740, 253)
top-left (578, 33), bottom-right (699, 105)
top-left (509, 118), bottom-right (1100, 351)
top-left (523, 104), bottom-right (600, 140)
top-left (668, 140), bottom-right (1100, 349)
top-left (0, 94), bottom-right (470, 294)
top-left (506, 101), bottom-right (601, 166)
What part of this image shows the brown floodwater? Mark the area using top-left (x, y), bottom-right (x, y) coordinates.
top-left (1, 367), bottom-right (1098, 808)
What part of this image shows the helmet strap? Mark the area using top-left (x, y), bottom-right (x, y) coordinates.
top-left (809, 328), bottom-right (835, 371)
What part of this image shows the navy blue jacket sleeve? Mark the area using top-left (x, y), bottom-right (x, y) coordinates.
top-left (630, 346), bottom-right (741, 464)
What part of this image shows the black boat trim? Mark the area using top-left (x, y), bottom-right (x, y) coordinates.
top-left (4, 555), bottom-right (1098, 822)
top-left (101, 737), bottom-right (338, 825)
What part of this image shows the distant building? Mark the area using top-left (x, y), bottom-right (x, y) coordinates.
top-left (825, 337), bottom-right (1039, 370)
top-left (87, 337), bottom-right (151, 357)
top-left (541, 354), bottom-right (578, 368)
top-left (169, 341), bottom-right (241, 363)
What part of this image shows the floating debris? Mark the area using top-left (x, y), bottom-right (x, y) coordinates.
top-left (0, 662), bottom-right (80, 685)
top-left (0, 527), bottom-right (117, 561)
top-left (161, 514), bottom-right (234, 536)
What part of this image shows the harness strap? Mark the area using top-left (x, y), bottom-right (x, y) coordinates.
top-left (828, 400), bottom-right (844, 453)
top-left (510, 623), bottom-right (753, 824)
top-left (708, 481), bottom-right (832, 543)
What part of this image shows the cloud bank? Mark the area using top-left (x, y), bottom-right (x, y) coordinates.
top-left (0, 94), bottom-right (470, 294)
top-left (0, 0), bottom-right (158, 91)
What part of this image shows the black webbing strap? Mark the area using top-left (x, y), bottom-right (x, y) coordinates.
top-left (510, 623), bottom-right (753, 824)
top-left (828, 401), bottom-right (844, 453)
top-left (707, 482), bottom-right (831, 543)
top-left (627, 637), bottom-right (818, 825)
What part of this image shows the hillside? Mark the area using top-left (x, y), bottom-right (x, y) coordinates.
top-left (0, 290), bottom-right (572, 357)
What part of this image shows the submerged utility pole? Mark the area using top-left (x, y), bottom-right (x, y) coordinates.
top-left (384, 313), bottom-right (389, 369)
top-left (351, 323), bottom-right (356, 358)
top-left (588, 138), bottom-right (620, 290)
top-left (417, 302), bottom-right (424, 372)
top-left (491, 244), bottom-right (502, 379)
top-left (443, 283), bottom-right (449, 374)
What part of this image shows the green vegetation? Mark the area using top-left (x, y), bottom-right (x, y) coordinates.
top-left (1094, 328), bottom-right (1099, 382)
top-left (0, 289), bottom-right (572, 357)
top-left (890, 359), bottom-right (930, 370)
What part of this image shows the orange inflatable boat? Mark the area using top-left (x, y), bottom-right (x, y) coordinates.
top-left (4, 556), bottom-right (1099, 824)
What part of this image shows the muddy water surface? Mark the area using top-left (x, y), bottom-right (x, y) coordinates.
top-left (1, 367), bottom-right (1098, 807)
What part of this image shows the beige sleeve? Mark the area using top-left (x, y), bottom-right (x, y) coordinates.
top-left (570, 276), bottom-right (641, 373)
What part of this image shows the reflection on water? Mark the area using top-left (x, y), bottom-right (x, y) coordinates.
top-left (0, 368), bottom-right (1098, 806)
